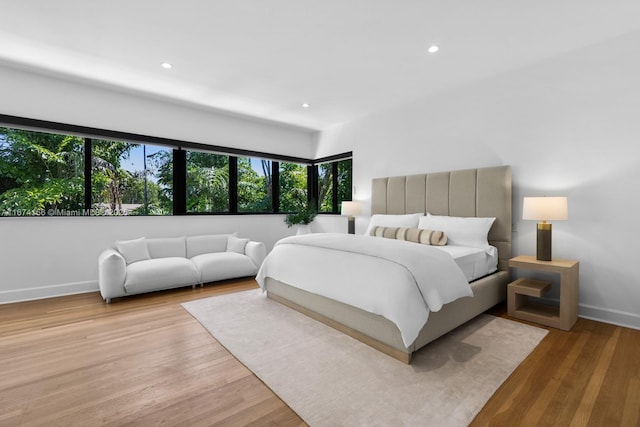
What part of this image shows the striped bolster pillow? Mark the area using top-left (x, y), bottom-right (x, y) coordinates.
top-left (370, 226), bottom-right (447, 246)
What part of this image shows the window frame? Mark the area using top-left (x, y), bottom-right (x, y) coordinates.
top-left (0, 114), bottom-right (351, 217)
top-left (277, 160), bottom-right (310, 214)
top-left (184, 149), bottom-right (231, 214)
top-left (311, 155), bottom-right (353, 215)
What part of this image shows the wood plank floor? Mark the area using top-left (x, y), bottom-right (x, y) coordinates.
top-left (1, 280), bottom-right (638, 426)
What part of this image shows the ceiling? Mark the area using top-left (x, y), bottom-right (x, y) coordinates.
top-left (1, 1), bottom-right (640, 131)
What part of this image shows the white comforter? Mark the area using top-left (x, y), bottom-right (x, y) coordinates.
top-left (256, 233), bottom-right (472, 347)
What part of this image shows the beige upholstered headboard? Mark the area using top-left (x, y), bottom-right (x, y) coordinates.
top-left (371, 165), bottom-right (512, 271)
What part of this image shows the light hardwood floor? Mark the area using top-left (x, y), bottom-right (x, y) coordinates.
top-left (1, 280), bottom-right (638, 426)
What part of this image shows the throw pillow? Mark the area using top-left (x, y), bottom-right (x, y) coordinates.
top-left (115, 237), bottom-right (150, 264)
top-left (371, 226), bottom-right (447, 246)
top-left (227, 235), bottom-right (249, 254)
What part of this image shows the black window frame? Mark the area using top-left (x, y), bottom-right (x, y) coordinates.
top-left (0, 114), bottom-right (351, 217)
top-left (311, 154), bottom-right (353, 214)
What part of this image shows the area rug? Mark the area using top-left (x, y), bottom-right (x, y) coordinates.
top-left (182, 290), bottom-right (547, 427)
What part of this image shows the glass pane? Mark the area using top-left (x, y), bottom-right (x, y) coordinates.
top-left (186, 151), bottom-right (229, 213)
top-left (237, 157), bottom-right (271, 213)
top-left (0, 127), bottom-right (84, 216)
top-left (337, 158), bottom-right (352, 204)
top-left (279, 162), bottom-right (308, 212)
top-left (317, 163), bottom-right (333, 213)
top-left (91, 140), bottom-right (172, 215)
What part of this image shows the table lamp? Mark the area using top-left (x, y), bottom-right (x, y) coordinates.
top-left (522, 196), bottom-right (568, 261)
top-left (341, 201), bottom-right (361, 234)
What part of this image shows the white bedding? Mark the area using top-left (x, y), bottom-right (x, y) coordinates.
top-left (434, 245), bottom-right (498, 282)
top-left (256, 233), bottom-right (473, 347)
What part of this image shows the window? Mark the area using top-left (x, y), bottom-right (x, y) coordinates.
top-left (91, 140), bottom-right (172, 215)
top-left (317, 163), bottom-right (333, 213)
top-left (337, 158), bottom-right (353, 204)
top-left (0, 126), bottom-right (84, 216)
top-left (315, 157), bottom-right (352, 214)
top-left (279, 162), bottom-right (308, 212)
top-left (0, 115), bottom-right (352, 218)
top-left (237, 157), bottom-right (272, 213)
top-left (186, 151), bottom-right (229, 213)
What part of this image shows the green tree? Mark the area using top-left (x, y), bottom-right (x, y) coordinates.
top-left (318, 163), bottom-right (333, 212)
top-left (187, 151), bottom-right (229, 212)
top-left (279, 162), bottom-right (307, 212)
top-left (337, 159), bottom-right (352, 203)
top-left (91, 139), bottom-right (136, 213)
top-left (91, 141), bottom-right (173, 216)
top-left (150, 150), bottom-right (173, 214)
top-left (0, 127), bottom-right (84, 215)
top-left (316, 159), bottom-right (352, 213)
top-left (238, 157), bottom-right (271, 212)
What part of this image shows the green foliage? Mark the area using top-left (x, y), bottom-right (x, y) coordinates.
top-left (149, 150), bottom-right (173, 214)
top-left (238, 157), bottom-right (271, 212)
top-left (1, 126), bottom-right (352, 217)
top-left (0, 128), bottom-right (176, 216)
top-left (0, 177), bottom-right (84, 213)
top-left (279, 162), bottom-right (307, 212)
top-left (318, 163), bottom-right (333, 212)
top-left (0, 127), bottom-right (85, 215)
top-left (91, 140), bottom-right (172, 216)
top-left (187, 152), bottom-right (229, 212)
top-left (91, 139), bottom-right (136, 213)
top-left (317, 159), bottom-right (352, 213)
top-left (284, 200), bottom-right (317, 227)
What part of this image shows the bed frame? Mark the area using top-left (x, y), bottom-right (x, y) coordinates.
top-left (265, 165), bottom-right (512, 363)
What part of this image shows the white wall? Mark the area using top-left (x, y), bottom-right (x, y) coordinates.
top-left (315, 31), bottom-right (640, 329)
top-left (0, 64), bottom-right (315, 302)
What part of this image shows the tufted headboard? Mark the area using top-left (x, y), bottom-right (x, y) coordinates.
top-left (371, 165), bottom-right (512, 271)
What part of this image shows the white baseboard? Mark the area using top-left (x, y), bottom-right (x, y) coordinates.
top-left (578, 303), bottom-right (640, 330)
top-left (535, 296), bottom-right (640, 330)
top-left (0, 280), bottom-right (99, 304)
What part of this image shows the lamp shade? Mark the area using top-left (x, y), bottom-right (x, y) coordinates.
top-left (341, 201), bottom-right (361, 216)
top-left (522, 196), bottom-right (568, 221)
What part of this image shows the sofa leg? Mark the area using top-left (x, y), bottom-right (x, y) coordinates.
top-left (200, 282), bottom-right (204, 288)
top-left (105, 298), bottom-right (111, 304)
top-left (192, 284), bottom-right (196, 289)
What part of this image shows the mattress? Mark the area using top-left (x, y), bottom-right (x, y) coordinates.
top-left (434, 245), bottom-right (498, 282)
top-left (256, 234), bottom-right (473, 347)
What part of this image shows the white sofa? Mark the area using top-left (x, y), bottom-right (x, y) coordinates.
top-left (98, 234), bottom-right (266, 303)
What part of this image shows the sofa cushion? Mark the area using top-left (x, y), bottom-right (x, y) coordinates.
top-left (115, 237), bottom-right (150, 265)
top-left (227, 235), bottom-right (249, 254)
top-left (146, 236), bottom-right (186, 259)
top-left (124, 257), bottom-right (199, 294)
top-left (191, 252), bottom-right (258, 283)
top-left (186, 234), bottom-right (231, 258)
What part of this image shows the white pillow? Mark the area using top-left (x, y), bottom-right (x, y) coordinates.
top-left (115, 237), bottom-right (151, 265)
top-left (364, 213), bottom-right (424, 236)
top-left (419, 213), bottom-right (496, 253)
top-left (227, 235), bottom-right (249, 254)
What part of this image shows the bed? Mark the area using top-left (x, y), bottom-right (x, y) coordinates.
top-left (258, 165), bottom-right (512, 363)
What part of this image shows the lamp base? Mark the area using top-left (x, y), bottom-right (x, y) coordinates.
top-left (348, 217), bottom-right (355, 234)
top-left (536, 223), bottom-right (552, 261)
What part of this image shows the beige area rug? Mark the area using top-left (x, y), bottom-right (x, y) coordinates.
top-left (182, 290), bottom-right (547, 427)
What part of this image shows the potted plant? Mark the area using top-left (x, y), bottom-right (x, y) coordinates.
top-left (284, 201), bottom-right (317, 235)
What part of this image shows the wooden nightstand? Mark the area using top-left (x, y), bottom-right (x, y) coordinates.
top-left (508, 255), bottom-right (579, 331)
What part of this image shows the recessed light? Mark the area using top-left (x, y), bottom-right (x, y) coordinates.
top-left (427, 45), bottom-right (439, 54)
top-left (161, 62), bottom-right (173, 69)
top-left (302, 103), bottom-right (310, 108)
